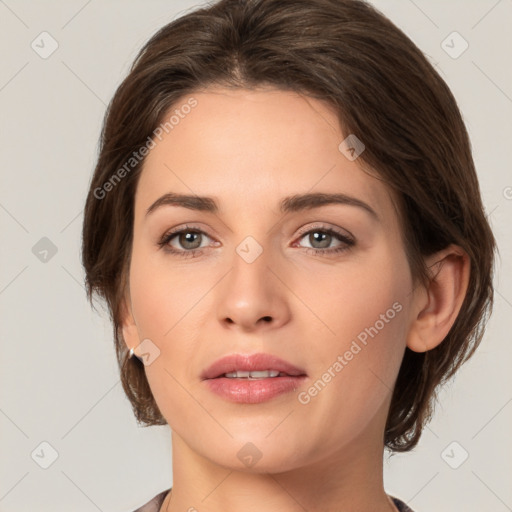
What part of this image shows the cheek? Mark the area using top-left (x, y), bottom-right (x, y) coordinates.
top-left (128, 247), bottom-right (202, 340)
top-left (127, 248), bottom-right (212, 415)
top-left (128, 275), bottom-right (195, 427)
top-left (301, 253), bottom-right (408, 348)
top-left (295, 251), bottom-right (410, 425)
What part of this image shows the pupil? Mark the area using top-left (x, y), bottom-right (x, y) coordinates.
top-left (311, 231), bottom-right (330, 248)
top-left (181, 232), bottom-right (201, 249)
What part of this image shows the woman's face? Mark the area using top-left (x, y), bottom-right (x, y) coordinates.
top-left (123, 86), bottom-right (416, 471)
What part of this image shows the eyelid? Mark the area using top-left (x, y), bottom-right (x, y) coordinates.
top-left (158, 223), bottom-right (215, 241)
top-left (294, 222), bottom-right (354, 242)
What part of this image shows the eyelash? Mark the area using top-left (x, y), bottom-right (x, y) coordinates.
top-left (157, 224), bottom-right (355, 258)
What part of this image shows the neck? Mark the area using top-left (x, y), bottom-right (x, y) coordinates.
top-left (161, 411), bottom-right (398, 512)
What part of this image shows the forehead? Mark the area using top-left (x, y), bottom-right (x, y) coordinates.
top-left (135, 86), bottom-right (394, 222)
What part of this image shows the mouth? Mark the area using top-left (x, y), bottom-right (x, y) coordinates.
top-left (201, 352), bottom-right (307, 380)
top-left (222, 370), bottom-right (295, 379)
top-left (201, 353), bottom-right (307, 403)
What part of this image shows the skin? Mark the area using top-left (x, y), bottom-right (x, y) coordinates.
top-left (121, 87), bottom-right (470, 512)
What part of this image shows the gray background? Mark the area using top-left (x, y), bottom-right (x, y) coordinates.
top-left (0, 0), bottom-right (511, 511)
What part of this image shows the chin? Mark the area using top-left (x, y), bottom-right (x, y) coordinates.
top-left (187, 429), bottom-right (312, 473)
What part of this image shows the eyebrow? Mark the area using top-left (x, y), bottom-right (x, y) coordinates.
top-left (145, 192), bottom-right (378, 220)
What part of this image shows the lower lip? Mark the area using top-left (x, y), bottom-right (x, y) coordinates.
top-left (204, 376), bottom-right (307, 403)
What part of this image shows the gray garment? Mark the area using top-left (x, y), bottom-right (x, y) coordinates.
top-left (131, 489), bottom-right (169, 512)
top-left (131, 488), bottom-right (415, 511)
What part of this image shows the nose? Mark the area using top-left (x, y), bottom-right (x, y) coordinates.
top-left (216, 245), bottom-right (291, 332)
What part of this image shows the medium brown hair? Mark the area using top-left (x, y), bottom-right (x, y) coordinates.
top-left (81, 0), bottom-right (495, 452)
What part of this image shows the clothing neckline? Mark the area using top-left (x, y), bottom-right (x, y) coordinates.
top-left (133, 487), bottom-right (414, 512)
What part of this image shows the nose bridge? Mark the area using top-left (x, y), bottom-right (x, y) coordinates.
top-left (216, 232), bottom-right (290, 330)
top-left (229, 233), bottom-right (274, 300)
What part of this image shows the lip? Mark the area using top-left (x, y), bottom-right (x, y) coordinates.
top-left (201, 353), bottom-right (307, 380)
top-left (201, 353), bottom-right (308, 404)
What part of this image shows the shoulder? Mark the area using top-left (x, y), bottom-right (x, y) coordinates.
top-left (391, 496), bottom-right (416, 512)
top-left (131, 488), bottom-right (171, 512)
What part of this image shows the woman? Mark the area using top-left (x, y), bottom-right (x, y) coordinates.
top-left (81, 0), bottom-right (495, 511)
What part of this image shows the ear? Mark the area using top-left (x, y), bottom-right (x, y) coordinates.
top-left (407, 244), bottom-right (470, 353)
top-left (119, 286), bottom-right (140, 354)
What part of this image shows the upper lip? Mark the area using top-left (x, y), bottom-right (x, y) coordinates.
top-left (201, 353), bottom-right (307, 380)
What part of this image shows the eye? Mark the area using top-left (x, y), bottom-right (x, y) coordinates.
top-left (157, 223), bottom-right (355, 258)
top-left (295, 225), bottom-right (355, 256)
top-left (157, 225), bottom-right (215, 258)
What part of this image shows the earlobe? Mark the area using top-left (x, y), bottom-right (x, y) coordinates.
top-left (406, 244), bottom-right (470, 353)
